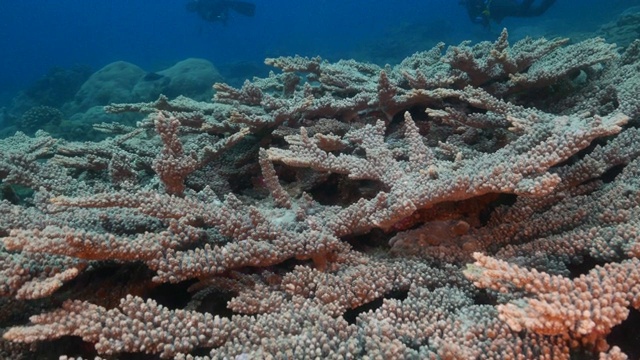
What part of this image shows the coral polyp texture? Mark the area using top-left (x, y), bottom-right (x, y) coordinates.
top-left (2, 29), bottom-right (640, 359)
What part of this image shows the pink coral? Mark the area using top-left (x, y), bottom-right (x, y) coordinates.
top-left (1, 30), bottom-right (640, 359)
top-left (465, 253), bottom-right (640, 351)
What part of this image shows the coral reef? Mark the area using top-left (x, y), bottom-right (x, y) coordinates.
top-left (598, 6), bottom-right (640, 49)
top-left (1, 59), bottom-right (223, 142)
top-left (1, 29), bottom-right (640, 359)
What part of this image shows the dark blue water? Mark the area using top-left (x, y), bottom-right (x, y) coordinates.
top-left (0, 0), bottom-right (637, 107)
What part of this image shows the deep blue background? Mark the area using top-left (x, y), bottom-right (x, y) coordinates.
top-left (0, 0), bottom-right (637, 105)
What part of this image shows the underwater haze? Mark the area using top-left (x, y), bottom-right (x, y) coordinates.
top-left (0, 0), bottom-right (637, 105)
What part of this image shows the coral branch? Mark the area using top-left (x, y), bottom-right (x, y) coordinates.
top-left (465, 253), bottom-right (640, 351)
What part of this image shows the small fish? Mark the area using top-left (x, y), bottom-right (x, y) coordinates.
top-left (143, 72), bottom-right (165, 82)
top-left (186, 0), bottom-right (256, 24)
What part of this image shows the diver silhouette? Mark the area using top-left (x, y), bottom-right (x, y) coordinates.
top-left (460, 0), bottom-right (556, 28)
top-left (186, 0), bottom-right (256, 24)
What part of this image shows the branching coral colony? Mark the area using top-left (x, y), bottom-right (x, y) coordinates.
top-left (1, 29), bottom-right (640, 359)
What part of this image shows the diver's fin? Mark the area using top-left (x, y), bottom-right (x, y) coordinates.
top-left (227, 1), bottom-right (256, 17)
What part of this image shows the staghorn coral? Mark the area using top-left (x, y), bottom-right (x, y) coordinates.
top-left (1, 30), bottom-right (640, 359)
top-left (465, 253), bottom-right (640, 352)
